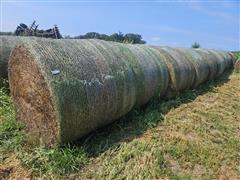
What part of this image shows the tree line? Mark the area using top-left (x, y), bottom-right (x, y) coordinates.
top-left (0, 31), bottom-right (146, 44)
top-left (1, 31), bottom-right (202, 47)
top-left (0, 32), bottom-right (14, 36)
top-left (65, 31), bottom-right (146, 44)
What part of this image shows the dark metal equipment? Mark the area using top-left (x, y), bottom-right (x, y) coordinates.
top-left (15, 21), bottom-right (62, 39)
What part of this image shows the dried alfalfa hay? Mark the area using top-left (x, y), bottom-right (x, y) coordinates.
top-left (9, 38), bottom-right (170, 146)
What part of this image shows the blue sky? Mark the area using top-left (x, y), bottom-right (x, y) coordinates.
top-left (1, 0), bottom-right (239, 50)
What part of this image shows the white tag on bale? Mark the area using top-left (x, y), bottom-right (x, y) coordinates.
top-left (51, 69), bottom-right (60, 75)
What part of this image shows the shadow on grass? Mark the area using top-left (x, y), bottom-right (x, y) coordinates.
top-left (0, 78), bottom-right (9, 90)
top-left (73, 69), bottom-right (233, 157)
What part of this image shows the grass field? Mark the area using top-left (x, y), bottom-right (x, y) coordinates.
top-left (1, 67), bottom-right (240, 179)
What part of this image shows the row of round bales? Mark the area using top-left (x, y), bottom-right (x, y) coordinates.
top-left (5, 37), bottom-right (236, 146)
top-left (0, 36), bottom-right (27, 78)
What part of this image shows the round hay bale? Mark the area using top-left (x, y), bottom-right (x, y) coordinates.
top-left (151, 46), bottom-right (195, 98)
top-left (173, 48), bottom-right (196, 87)
top-left (189, 49), bottom-right (233, 81)
top-left (214, 50), bottom-right (234, 70)
top-left (175, 48), bottom-right (210, 87)
top-left (194, 49), bottom-right (220, 80)
top-left (228, 52), bottom-right (238, 65)
top-left (133, 45), bottom-right (169, 100)
top-left (0, 36), bottom-right (27, 78)
top-left (206, 49), bottom-right (227, 77)
top-left (234, 59), bottom-right (240, 72)
top-left (150, 46), bottom-right (180, 98)
top-left (9, 38), bottom-right (169, 146)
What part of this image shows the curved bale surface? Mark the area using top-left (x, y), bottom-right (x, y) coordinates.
top-left (234, 59), bottom-right (240, 72)
top-left (174, 48), bottom-right (210, 88)
top-left (9, 38), bottom-right (169, 146)
top-left (228, 52), bottom-right (238, 64)
top-left (180, 49), bottom-right (233, 86)
top-left (194, 49), bottom-right (220, 80)
top-left (151, 46), bottom-right (196, 98)
top-left (149, 46), bottom-right (179, 98)
top-left (215, 50), bottom-right (234, 70)
top-left (152, 47), bottom-right (233, 98)
top-left (206, 49), bottom-right (233, 78)
top-left (0, 36), bottom-right (26, 78)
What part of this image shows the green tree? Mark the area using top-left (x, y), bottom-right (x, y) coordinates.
top-left (73, 32), bottom-right (146, 44)
top-left (192, 42), bottom-right (201, 48)
top-left (124, 33), bottom-right (146, 44)
top-left (109, 32), bottom-right (124, 42)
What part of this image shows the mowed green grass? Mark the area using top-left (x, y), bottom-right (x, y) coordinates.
top-left (0, 69), bottom-right (240, 179)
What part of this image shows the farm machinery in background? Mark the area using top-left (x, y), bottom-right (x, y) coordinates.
top-left (15, 21), bottom-right (62, 39)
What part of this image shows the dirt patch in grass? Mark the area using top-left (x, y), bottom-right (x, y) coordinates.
top-left (217, 165), bottom-right (240, 180)
top-left (0, 154), bottom-right (32, 180)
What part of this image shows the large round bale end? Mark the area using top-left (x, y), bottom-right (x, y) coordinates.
top-left (0, 36), bottom-right (27, 78)
top-left (9, 45), bottom-right (59, 145)
top-left (9, 39), bottom-right (170, 146)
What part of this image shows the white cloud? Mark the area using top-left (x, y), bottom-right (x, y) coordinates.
top-left (188, 2), bottom-right (238, 22)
